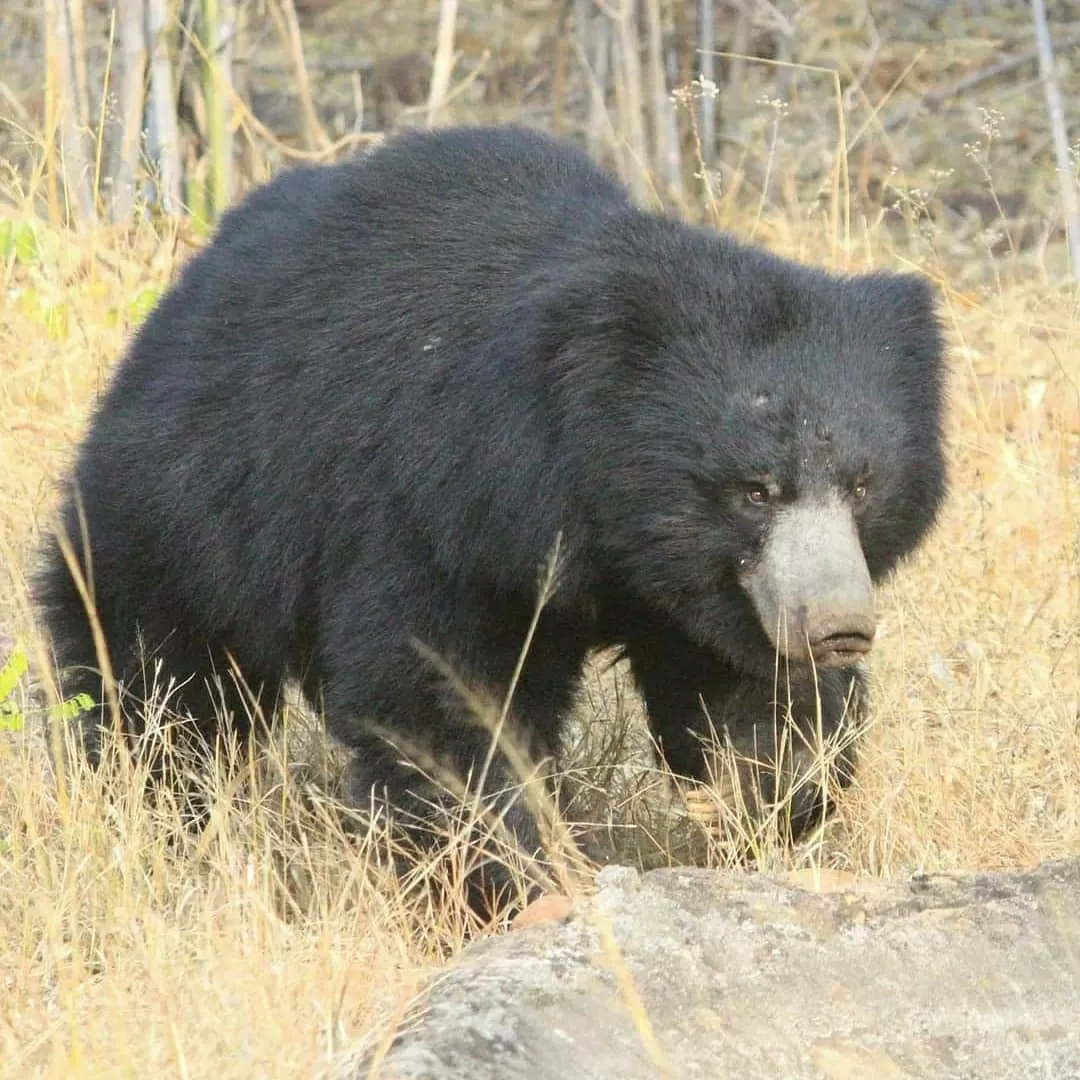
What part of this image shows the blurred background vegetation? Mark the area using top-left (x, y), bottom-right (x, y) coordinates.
top-left (1, 0), bottom-right (1078, 287)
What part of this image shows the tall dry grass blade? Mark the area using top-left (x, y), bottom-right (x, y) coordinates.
top-left (401, 533), bottom-right (593, 904)
top-left (87, 13), bottom-right (116, 274)
top-left (41, 19), bottom-right (63, 226)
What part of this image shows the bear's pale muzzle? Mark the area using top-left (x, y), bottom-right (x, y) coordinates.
top-left (739, 495), bottom-right (876, 670)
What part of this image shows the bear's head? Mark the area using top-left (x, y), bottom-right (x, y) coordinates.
top-left (555, 220), bottom-right (948, 680)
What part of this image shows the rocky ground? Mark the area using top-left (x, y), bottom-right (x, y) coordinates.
top-left (335, 857), bottom-right (1080, 1080)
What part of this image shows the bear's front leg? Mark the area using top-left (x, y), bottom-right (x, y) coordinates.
top-left (621, 614), bottom-right (867, 840)
top-left (317, 570), bottom-right (591, 922)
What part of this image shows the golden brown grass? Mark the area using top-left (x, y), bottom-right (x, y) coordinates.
top-left (1, 143), bottom-right (1079, 1077)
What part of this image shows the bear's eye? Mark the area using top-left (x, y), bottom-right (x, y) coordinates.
top-left (849, 480), bottom-right (874, 513)
top-left (745, 484), bottom-right (770, 506)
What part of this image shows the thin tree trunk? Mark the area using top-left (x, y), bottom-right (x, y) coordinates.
top-left (665, 45), bottom-right (686, 207)
top-left (231, 0), bottom-right (261, 185)
top-left (613, 0), bottom-right (648, 201)
top-left (576, 0), bottom-right (610, 163)
top-left (427, 0), bottom-right (459, 127)
top-left (202, 0), bottom-right (235, 215)
top-left (44, 0), bottom-right (96, 225)
top-left (645, 0), bottom-right (680, 205)
top-left (1031, 0), bottom-right (1080, 280)
top-left (552, 0), bottom-right (572, 135)
top-left (697, 0), bottom-right (715, 164)
top-left (727, 0), bottom-right (750, 111)
top-left (69, 0), bottom-right (91, 130)
top-left (110, 0), bottom-right (147, 221)
top-left (146, 0), bottom-right (182, 214)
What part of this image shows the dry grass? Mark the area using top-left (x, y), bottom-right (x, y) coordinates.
top-left (1, 123), bottom-right (1079, 1075)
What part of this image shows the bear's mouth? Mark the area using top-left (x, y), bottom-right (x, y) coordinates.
top-left (808, 631), bottom-right (875, 670)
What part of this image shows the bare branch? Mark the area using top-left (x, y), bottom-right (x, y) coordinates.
top-left (883, 32), bottom-right (1080, 135)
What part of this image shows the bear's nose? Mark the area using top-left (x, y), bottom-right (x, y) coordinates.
top-left (803, 610), bottom-right (876, 670)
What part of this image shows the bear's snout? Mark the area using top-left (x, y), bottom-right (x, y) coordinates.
top-left (799, 606), bottom-right (876, 669)
top-left (738, 495), bottom-right (876, 670)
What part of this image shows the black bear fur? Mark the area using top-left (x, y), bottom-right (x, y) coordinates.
top-left (35, 125), bottom-right (948, 911)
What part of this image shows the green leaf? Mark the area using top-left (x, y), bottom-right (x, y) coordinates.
top-left (0, 219), bottom-right (41, 264)
top-left (42, 301), bottom-right (69, 340)
top-left (0, 702), bottom-right (24, 733)
top-left (54, 693), bottom-right (96, 721)
top-left (14, 220), bottom-right (39, 264)
top-left (128, 285), bottom-right (162, 327)
top-left (0, 641), bottom-right (28, 702)
top-left (0, 640), bottom-right (95, 733)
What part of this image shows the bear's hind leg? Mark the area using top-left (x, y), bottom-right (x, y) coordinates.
top-left (36, 534), bottom-right (283, 811)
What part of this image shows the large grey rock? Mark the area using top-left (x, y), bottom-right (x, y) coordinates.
top-left (332, 858), bottom-right (1080, 1080)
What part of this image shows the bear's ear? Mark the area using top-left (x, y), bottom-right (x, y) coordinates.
top-left (860, 271), bottom-right (942, 336)
top-left (877, 270), bottom-right (939, 317)
top-left (857, 270), bottom-right (947, 378)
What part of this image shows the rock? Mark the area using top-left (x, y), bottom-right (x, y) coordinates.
top-left (331, 858), bottom-right (1080, 1080)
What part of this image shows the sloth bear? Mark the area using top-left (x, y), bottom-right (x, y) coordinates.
top-left (36, 124), bottom-right (947, 911)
